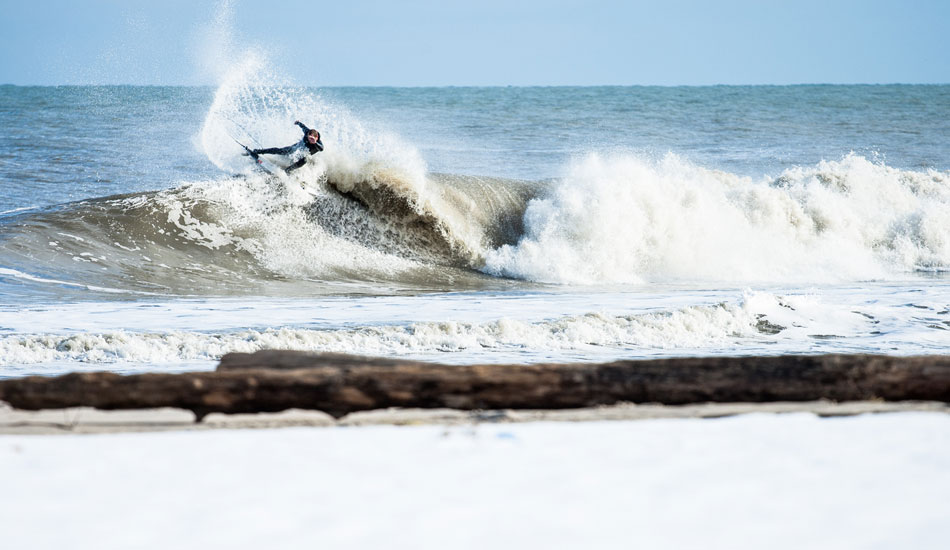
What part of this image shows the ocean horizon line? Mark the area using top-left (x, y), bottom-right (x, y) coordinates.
top-left (2, 82), bottom-right (948, 89)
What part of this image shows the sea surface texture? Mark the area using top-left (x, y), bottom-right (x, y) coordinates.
top-left (1, 79), bottom-right (948, 376)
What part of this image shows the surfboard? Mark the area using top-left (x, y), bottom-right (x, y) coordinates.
top-left (229, 136), bottom-right (275, 176)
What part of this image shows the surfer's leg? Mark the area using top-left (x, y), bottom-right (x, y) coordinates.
top-left (256, 145), bottom-right (295, 155)
top-left (285, 158), bottom-right (307, 173)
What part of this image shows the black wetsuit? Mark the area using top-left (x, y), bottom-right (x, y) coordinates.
top-left (253, 121), bottom-right (324, 172)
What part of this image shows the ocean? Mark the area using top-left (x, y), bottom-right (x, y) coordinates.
top-left (1, 77), bottom-right (948, 378)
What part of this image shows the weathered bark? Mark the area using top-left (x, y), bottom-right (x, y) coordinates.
top-left (1, 352), bottom-right (948, 421)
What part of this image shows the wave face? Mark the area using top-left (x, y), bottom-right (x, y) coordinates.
top-left (0, 169), bottom-right (538, 296)
top-left (484, 153), bottom-right (950, 284)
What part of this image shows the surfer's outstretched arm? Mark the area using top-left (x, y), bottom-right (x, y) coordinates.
top-left (295, 120), bottom-right (311, 135)
top-left (254, 145), bottom-right (297, 155)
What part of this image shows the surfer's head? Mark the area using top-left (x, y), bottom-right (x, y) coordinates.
top-left (306, 129), bottom-right (320, 144)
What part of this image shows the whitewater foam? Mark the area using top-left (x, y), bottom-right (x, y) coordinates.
top-left (0, 286), bottom-right (950, 371)
top-left (484, 153), bottom-right (950, 284)
top-left (0, 299), bottom-right (766, 366)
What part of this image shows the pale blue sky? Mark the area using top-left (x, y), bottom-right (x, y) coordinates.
top-left (1, 0), bottom-right (947, 86)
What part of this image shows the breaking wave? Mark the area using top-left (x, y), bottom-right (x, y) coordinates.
top-left (1, 50), bottom-right (948, 295)
top-left (0, 168), bottom-right (538, 296)
top-left (0, 152), bottom-right (948, 296)
top-left (485, 152), bottom-right (950, 284)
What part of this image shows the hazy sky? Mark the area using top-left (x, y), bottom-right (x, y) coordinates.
top-left (1, 0), bottom-right (947, 86)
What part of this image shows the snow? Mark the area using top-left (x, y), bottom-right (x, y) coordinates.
top-left (1, 412), bottom-right (949, 549)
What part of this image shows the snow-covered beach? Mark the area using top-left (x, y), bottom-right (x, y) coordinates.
top-left (2, 410), bottom-right (948, 549)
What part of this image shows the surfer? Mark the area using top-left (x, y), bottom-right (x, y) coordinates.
top-left (245, 121), bottom-right (323, 173)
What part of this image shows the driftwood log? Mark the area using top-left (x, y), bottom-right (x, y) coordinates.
top-left (1, 352), bottom-right (949, 420)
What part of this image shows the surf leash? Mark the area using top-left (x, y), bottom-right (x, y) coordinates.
top-left (224, 115), bottom-right (264, 147)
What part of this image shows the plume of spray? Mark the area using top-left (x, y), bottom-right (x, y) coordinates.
top-left (194, 0), bottom-right (238, 82)
top-left (195, 1), bottom-right (426, 187)
top-left (183, 0), bottom-right (448, 282)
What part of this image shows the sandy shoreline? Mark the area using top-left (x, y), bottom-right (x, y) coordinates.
top-left (3, 399), bottom-right (948, 435)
